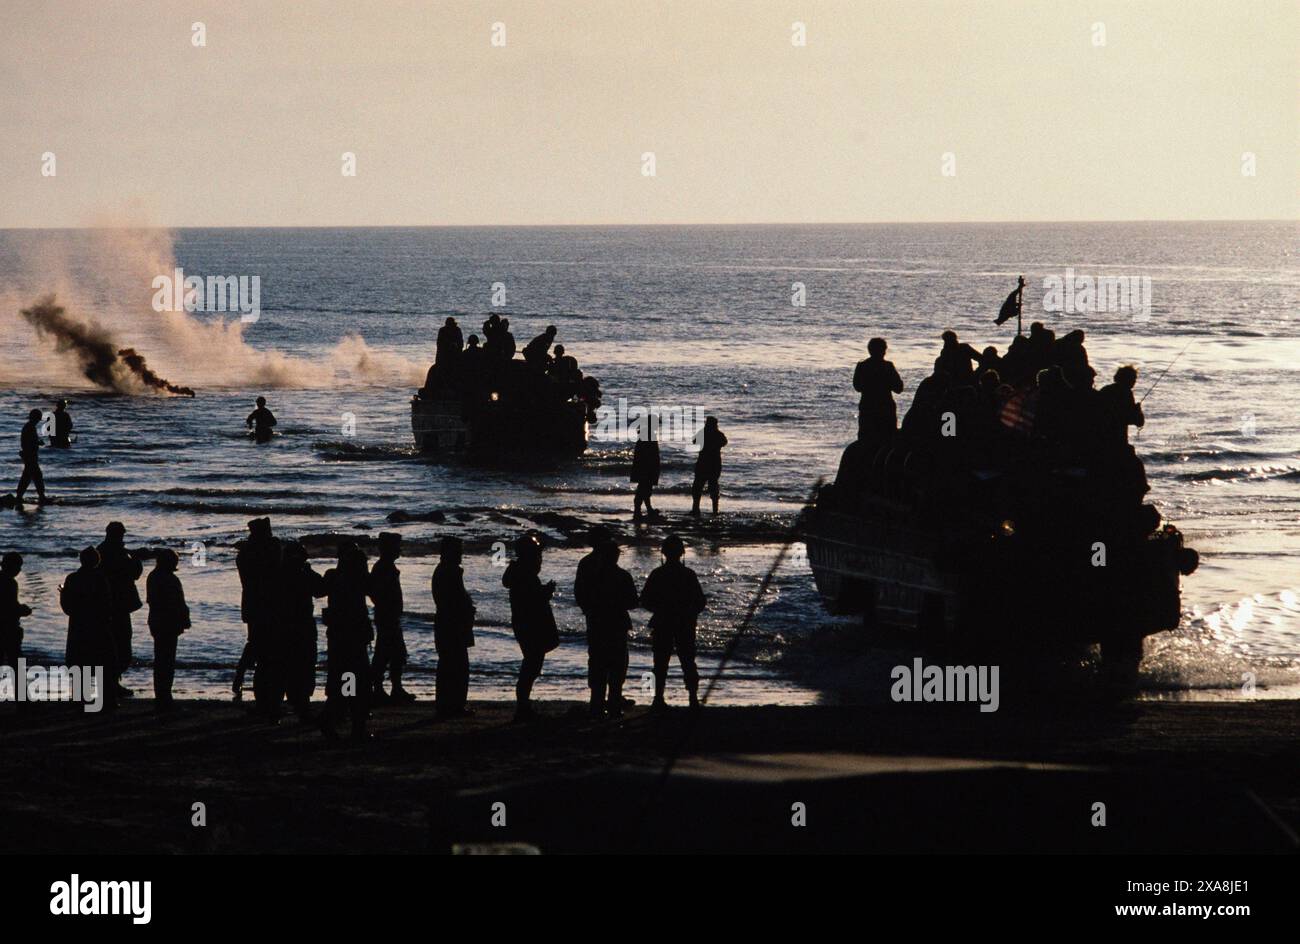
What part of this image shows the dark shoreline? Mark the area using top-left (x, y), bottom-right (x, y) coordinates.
top-left (1, 697), bottom-right (1296, 854)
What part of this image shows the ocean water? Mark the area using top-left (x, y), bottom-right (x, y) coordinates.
top-left (0, 222), bottom-right (1296, 704)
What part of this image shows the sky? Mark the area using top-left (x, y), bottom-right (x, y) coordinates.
top-left (0, 0), bottom-right (1295, 227)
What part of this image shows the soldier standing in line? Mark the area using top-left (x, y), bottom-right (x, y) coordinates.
top-left (97, 521), bottom-right (144, 700)
top-left (431, 536), bottom-right (476, 718)
top-left (502, 532), bottom-right (558, 723)
top-left (369, 532), bottom-right (414, 704)
top-left (146, 549), bottom-right (190, 711)
top-left (320, 541), bottom-right (374, 742)
top-left (0, 552), bottom-right (32, 673)
top-left (234, 517), bottom-right (282, 711)
top-left (640, 533), bottom-right (706, 711)
top-left (61, 547), bottom-right (115, 711)
top-left (574, 528), bottom-right (639, 719)
top-left (276, 541), bottom-right (326, 720)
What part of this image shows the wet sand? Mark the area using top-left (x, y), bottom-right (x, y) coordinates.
top-left (2, 697), bottom-right (1297, 854)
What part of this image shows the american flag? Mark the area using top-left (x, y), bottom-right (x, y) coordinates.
top-left (1000, 387), bottom-right (1036, 435)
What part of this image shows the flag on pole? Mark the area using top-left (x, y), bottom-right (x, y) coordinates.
top-left (994, 287), bottom-right (1020, 326)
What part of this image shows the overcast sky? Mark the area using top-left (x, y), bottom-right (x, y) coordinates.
top-left (1, 0), bottom-right (1295, 226)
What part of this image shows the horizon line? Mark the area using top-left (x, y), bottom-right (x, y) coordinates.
top-left (1, 217), bottom-right (1295, 231)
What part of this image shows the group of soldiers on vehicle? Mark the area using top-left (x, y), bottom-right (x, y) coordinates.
top-left (421, 316), bottom-right (604, 423)
top-left (845, 324), bottom-right (1151, 511)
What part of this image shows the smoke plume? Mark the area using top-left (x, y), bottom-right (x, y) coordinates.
top-left (116, 347), bottom-right (196, 397)
top-left (21, 296), bottom-right (196, 397)
top-left (2, 224), bottom-right (425, 391)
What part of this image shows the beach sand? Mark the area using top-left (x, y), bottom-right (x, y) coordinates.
top-left (2, 696), bottom-right (1297, 854)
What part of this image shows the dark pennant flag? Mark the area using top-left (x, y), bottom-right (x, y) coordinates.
top-left (994, 286), bottom-right (1020, 325)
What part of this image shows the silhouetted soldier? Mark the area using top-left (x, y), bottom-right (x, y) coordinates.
top-left (551, 345), bottom-right (581, 385)
top-left (574, 529), bottom-right (639, 718)
top-left (432, 535), bottom-right (475, 718)
top-left (631, 419), bottom-right (661, 520)
top-left (640, 533), bottom-right (706, 710)
top-left (941, 383), bottom-right (981, 463)
top-left (1098, 365), bottom-right (1145, 445)
top-left (234, 517), bottom-right (281, 710)
top-left (436, 317), bottom-right (464, 368)
top-left (276, 541), bottom-right (325, 720)
top-left (482, 314), bottom-right (502, 358)
top-left (853, 337), bottom-right (904, 447)
top-left (690, 416), bottom-right (728, 516)
top-left (421, 361), bottom-right (440, 396)
top-left (1026, 322), bottom-right (1056, 376)
top-left (246, 396), bottom-right (277, 444)
top-left (498, 318), bottom-right (517, 360)
top-left (523, 325), bottom-right (557, 369)
top-left (935, 331), bottom-right (980, 386)
top-left (502, 532), bottom-right (558, 722)
top-left (0, 553), bottom-right (31, 673)
top-left (901, 370), bottom-right (951, 443)
top-left (1053, 329), bottom-right (1092, 387)
top-left (462, 334), bottom-right (484, 376)
top-left (1034, 366), bottom-right (1072, 446)
top-left (999, 333), bottom-right (1034, 386)
top-left (977, 346), bottom-right (1001, 378)
top-left (61, 546), bottom-right (115, 710)
top-left (975, 369), bottom-right (1005, 442)
top-left (97, 521), bottom-right (143, 699)
top-left (578, 374), bottom-right (602, 421)
top-left (51, 400), bottom-right (73, 448)
top-left (15, 409), bottom-right (47, 503)
top-left (146, 549), bottom-right (189, 711)
top-left (833, 439), bottom-right (872, 492)
top-left (369, 532), bottom-right (413, 704)
top-left (320, 541), bottom-right (374, 741)
top-left (547, 344), bottom-right (567, 381)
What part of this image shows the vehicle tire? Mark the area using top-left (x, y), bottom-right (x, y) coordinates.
top-left (861, 581), bottom-right (878, 631)
top-left (918, 593), bottom-right (946, 649)
top-left (1100, 636), bottom-right (1143, 690)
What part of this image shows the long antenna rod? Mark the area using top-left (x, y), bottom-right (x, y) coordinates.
top-left (1134, 338), bottom-right (1193, 440)
top-left (632, 478), bottom-right (822, 850)
top-left (1016, 275), bottom-right (1025, 337)
top-left (1138, 338), bottom-right (1194, 407)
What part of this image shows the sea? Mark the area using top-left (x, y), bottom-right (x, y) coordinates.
top-left (0, 222), bottom-right (1296, 704)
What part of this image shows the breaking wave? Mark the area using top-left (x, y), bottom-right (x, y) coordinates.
top-left (1177, 465), bottom-right (1300, 483)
